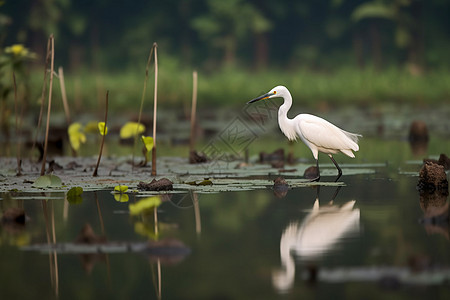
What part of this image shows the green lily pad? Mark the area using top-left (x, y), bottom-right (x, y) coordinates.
top-left (33, 174), bottom-right (62, 188)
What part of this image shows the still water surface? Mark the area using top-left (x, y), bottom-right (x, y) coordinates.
top-left (1, 168), bottom-right (449, 299)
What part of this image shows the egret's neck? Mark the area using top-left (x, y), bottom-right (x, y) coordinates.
top-left (278, 92), bottom-right (297, 141)
top-left (278, 92), bottom-right (292, 120)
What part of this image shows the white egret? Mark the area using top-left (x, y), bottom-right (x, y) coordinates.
top-left (247, 85), bottom-right (361, 181)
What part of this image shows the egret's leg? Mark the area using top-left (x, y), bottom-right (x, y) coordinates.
top-left (328, 155), bottom-right (342, 182)
top-left (310, 159), bottom-right (320, 182)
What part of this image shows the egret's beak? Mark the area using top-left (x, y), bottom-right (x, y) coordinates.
top-left (247, 92), bottom-right (272, 104)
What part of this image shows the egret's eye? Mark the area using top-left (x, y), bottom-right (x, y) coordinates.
top-left (273, 91), bottom-right (277, 94)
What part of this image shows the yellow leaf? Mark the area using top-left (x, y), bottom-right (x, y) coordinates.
top-left (68, 122), bottom-right (86, 151)
top-left (68, 122), bottom-right (83, 134)
top-left (98, 122), bottom-right (108, 136)
top-left (129, 196), bottom-right (161, 215)
top-left (120, 122), bottom-right (145, 139)
top-left (141, 136), bottom-right (154, 152)
top-left (114, 185), bottom-right (128, 193)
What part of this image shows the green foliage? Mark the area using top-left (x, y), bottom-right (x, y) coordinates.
top-left (2, 0), bottom-right (449, 71)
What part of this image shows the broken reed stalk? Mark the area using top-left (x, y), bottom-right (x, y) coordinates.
top-left (93, 91), bottom-right (109, 177)
top-left (32, 37), bottom-right (52, 160)
top-left (58, 67), bottom-right (71, 124)
top-left (189, 70), bottom-right (198, 153)
top-left (133, 46), bottom-right (155, 169)
top-left (13, 72), bottom-right (22, 175)
top-left (40, 34), bottom-right (55, 176)
top-left (58, 66), bottom-right (76, 157)
top-left (151, 42), bottom-right (158, 176)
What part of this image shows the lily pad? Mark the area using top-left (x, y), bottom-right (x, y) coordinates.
top-left (33, 174), bottom-right (62, 188)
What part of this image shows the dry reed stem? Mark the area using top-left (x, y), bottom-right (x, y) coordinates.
top-left (13, 72), bottom-right (22, 175)
top-left (132, 46), bottom-right (155, 168)
top-left (40, 34), bottom-right (55, 176)
top-left (151, 42), bottom-right (158, 176)
top-left (32, 37), bottom-right (51, 160)
top-left (189, 70), bottom-right (198, 152)
top-left (58, 66), bottom-right (76, 157)
top-left (58, 67), bottom-right (71, 124)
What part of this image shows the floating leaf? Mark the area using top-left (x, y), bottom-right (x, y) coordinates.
top-left (129, 196), bottom-right (161, 215)
top-left (114, 193), bottom-right (129, 202)
top-left (33, 174), bottom-right (62, 188)
top-left (120, 122), bottom-right (145, 139)
top-left (67, 187), bottom-right (83, 204)
top-left (98, 122), bottom-right (108, 136)
top-left (141, 136), bottom-right (154, 153)
top-left (114, 185), bottom-right (129, 193)
top-left (68, 122), bottom-right (86, 151)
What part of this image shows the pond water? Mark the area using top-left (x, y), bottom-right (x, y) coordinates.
top-left (1, 159), bottom-right (449, 299)
top-left (1, 104), bottom-right (450, 299)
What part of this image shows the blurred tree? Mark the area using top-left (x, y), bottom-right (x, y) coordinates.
top-left (352, 0), bottom-right (425, 73)
top-left (0, 0), bottom-right (448, 71)
top-left (191, 0), bottom-right (271, 67)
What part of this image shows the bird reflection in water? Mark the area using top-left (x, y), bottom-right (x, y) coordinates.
top-left (272, 187), bottom-right (360, 293)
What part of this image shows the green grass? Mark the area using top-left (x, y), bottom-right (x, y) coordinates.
top-left (25, 65), bottom-right (450, 115)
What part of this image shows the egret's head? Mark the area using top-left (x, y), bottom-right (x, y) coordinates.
top-left (247, 85), bottom-right (287, 104)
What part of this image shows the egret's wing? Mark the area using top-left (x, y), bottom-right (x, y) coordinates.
top-left (296, 115), bottom-right (360, 153)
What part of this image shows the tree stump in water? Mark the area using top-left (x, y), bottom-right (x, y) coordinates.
top-left (417, 162), bottom-right (448, 194)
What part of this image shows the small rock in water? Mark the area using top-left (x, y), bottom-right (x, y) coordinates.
top-left (138, 178), bottom-right (174, 191)
top-left (304, 166), bottom-right (319, 179)
top-left (189, 150), bottom-right (208, 164)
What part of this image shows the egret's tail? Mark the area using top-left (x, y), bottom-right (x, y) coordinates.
top-left (341, 131), bottom-right (362, 157)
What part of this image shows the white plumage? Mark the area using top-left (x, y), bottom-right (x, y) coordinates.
top-left (248, 85), bottom-right (361, 181)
